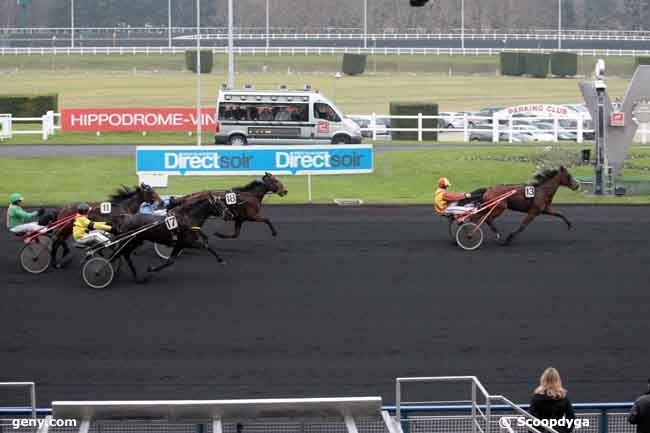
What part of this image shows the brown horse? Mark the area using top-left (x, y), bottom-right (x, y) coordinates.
top-left (213, 172), bottom-right (288, 239)
top-left (479, 166), bottom-right (580, 245)
top-left (52, 183), bottom-right (162, 266)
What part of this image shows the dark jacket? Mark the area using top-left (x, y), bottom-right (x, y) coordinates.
top-left (629, 393), bottom-right (650, 433)
top-left (529, 392), bottom-right (576, 433)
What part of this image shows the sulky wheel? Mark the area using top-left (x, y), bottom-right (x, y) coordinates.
top-left (153, 243), bottom-right (183, 260)
top-left (96, 247), bottom-right (121, 276)
top-left (82, 257), bottom-right (115, 289)
top-left (455, 222), bottom-right (484, 251)
top-left (19, 236), bottom-right (53, 274)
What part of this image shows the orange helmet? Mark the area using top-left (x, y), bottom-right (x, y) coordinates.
top-left (437, 177), bottom-right (451, 188)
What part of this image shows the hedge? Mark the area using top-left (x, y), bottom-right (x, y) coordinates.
top-left (635, 57), bottom-right (650, 67)
top-left (551, 52), bottom-right (577, 77)
top-left (0, 94), bottom-right (58, 117)
top-left (342, 54), bottom-right (367, 75)
top-left (389, 102), bottom-right (438, 141)
top-left (185, 50), bottom-right (214, 73)
top-left (500, 52), bottom-right (523, 76)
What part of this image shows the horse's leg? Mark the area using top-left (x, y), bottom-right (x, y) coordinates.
top-left (485, 218), bottom-right (502, 240)
top-left (195, 230), bottom-right (225, 264)
top-left (251, 215), bottom-right (277, 237)
top-left (503, 212), bottom-right (539, 245)
top-left (147, 245), bottom-right (182, 273)
top-left (119, 241), bottom-right (149, 284)
top-left (542, 206), bottom-right (572, 230)
top-left (213, 220), bottom-right (243, 239)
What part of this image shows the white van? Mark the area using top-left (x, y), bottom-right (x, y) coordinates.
top-left (214, 86), bottom-right (362, 145)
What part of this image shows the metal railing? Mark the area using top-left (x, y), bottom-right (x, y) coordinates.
top-left (0, 382), bottom-right (36, 420)
top-left (395, 376), bottom-right (562, 433)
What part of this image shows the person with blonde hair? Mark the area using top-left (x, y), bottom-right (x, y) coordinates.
top-left (529, 367), bottom-right (576, 433)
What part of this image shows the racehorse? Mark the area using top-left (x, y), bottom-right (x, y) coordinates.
top-left (213, 172), bottom-right (288, 239)
top-left (51, 183), bottom-right (162, 266)
top-left (477, 166), bottom-right (580, 245)
top-left (115, 191), bottom-right (228, 283)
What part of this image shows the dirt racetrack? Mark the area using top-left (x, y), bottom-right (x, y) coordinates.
top-left (1, 205), bottom-right (649, 406)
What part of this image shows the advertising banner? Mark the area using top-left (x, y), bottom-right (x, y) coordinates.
top-left (61, 108), bottom-right (216, 132)
top-left (136, 145), bottom-right (374, 176)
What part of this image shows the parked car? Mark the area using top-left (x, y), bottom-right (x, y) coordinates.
top-left (439, 112), bottom-right (467, 129)
top-left (349, 116), bottom-right (392, 140)
top-left (469, 125), bottom-right (533, 142)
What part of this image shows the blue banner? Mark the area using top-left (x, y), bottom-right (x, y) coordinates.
top-left (136, 145), bottom-right (373, 176)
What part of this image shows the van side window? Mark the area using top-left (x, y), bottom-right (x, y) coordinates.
top-left (314, 103), bottom-right (340, 122)
top-left (219, 103), bottom-right (309, 122)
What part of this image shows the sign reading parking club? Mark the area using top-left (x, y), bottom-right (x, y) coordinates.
top-left (136, 145), bottom-right (374, 186)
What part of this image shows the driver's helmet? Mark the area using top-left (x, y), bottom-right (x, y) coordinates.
top-left (77, 203), bottom-right (91, 214)
top-left (9, 193), bottom-right (24, 204)
top-left (437, 177), bottom-right (451, 188)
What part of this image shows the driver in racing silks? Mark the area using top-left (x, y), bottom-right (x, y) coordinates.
top-left (434, 177), bottom-right (475, 215)
top-left (73, 203), bottom-right (116, 246)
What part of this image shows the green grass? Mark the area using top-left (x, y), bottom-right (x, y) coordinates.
top-left (0, 71), bottom-right (632, 113)
top-left (3, 147), bottom-right (650, 205)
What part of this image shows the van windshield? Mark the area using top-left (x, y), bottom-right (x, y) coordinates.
top-left (314, 103), bottom-right (341, 122)
top-left (219, 102), bottom-right (309, 122)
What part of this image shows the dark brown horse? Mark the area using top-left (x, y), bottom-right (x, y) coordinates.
top-left (213, 172), bottom-right (288, 239)
top-left (479, 166), bottom-right (580, 245)
top-left (115, 191), bottom-right (228, 283)
top-left (52, 183), bottom-right (162, 266)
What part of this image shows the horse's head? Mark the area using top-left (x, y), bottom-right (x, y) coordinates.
top-left (559, 166), bottom-right (580, 191)
top-left (262, 172), bottom-right (288, 197)
top-left (139, 183), bottom-right (163, 206)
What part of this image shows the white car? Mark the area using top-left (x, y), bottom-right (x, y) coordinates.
top-left (439, 112), bottom-right (467, 129)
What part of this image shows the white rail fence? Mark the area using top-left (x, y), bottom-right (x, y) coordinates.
top-left (0, 111), bottom-right (59, 141)
top-left (3, 111), bottom-right (649, 144)
top-left (4, 46), bottom-right (650, 57)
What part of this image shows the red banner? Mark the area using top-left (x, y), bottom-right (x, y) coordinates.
top-left (61, 108), bottom-right (217, 132)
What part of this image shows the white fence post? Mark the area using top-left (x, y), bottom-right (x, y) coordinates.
top-left (371, 112), bottom-right (377, 141)
top-left (577, 116), bottom-right (583, 143)
top-left (508, 117), bottom-right (513, 143)
top-left (491, 114), bottom-right (498, 142)
top-left (417, 112), bottom-right (423, 142)
top-left (0, 114), bottom-right (11, 140)
top-left (553, 117), bottom-right (559, 142)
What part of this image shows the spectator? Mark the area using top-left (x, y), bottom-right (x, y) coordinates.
top-left (629, 379), bottom-right (650, 433)
top-left (529, 367), bottom-right (576, 433)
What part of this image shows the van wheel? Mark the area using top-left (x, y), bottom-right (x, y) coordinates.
top-left (228, 134), bottom-right (247, 146)
top-left (332, 135), bottom-right (350, 145)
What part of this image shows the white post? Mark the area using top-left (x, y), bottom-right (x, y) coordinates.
top-left (492, 114), bottom-right (498, 142)
top-left (460, 0), bottom-right (465, 50)
top-left (307, 174), bottom-right (313, 203)
top-left (196, 0), bottom-right (202, 146)
top-left (266, 0), bottom-right (270, 49)
top-left (553, 117), bottom-right (559, 142)
top-left (363, 0), bottom-right (368, 49)
top-left (558, 0), bottom-right (562, 49)
top-left (71, 0), bottom-right (75, 48)
top-left (577, 116), bottom-right (583, 143)
top-left (371, 112), bottom-right (377, 141)
top-left (228, 0), bottom-right (235, 89)
top-left (417, 112), bottom-right (423, 142)
top-left (168, 0), bottom-right (172, 48)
